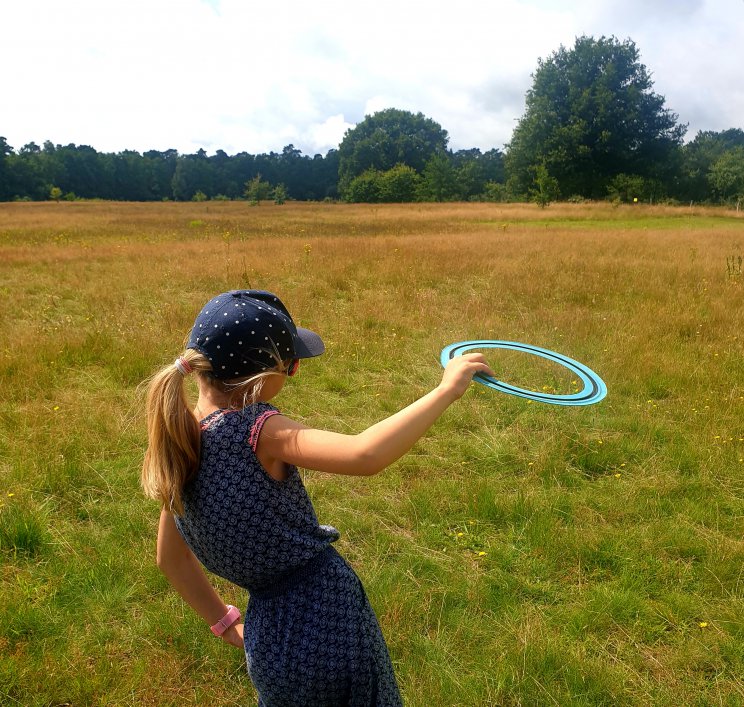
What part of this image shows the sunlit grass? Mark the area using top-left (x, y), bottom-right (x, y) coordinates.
top-left (1, 201), bottom-right (743, 705)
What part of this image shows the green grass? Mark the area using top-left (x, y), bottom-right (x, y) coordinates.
top-left (1, 201), bottom-right (743, 705)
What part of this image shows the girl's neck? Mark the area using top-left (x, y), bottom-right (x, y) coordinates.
top-left (194, 373), bottom-right (285, 420)
top-left (194, 384), bottom-right (238, 421)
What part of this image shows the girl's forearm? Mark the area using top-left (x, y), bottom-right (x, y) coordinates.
top-left (159, 552), bottom-right (231, 625)
top-left (157, 509), bottom-right (230, 625)
top-left (355, 385), bottom-right (456, 474)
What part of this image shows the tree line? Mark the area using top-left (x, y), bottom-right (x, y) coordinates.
top-left (1, 36), bottom-right (742, 206)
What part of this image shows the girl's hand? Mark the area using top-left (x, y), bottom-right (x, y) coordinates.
top-left (221, 621), bottom-right (244, 649)
top-left (438, 353), bottom-right (495, 401)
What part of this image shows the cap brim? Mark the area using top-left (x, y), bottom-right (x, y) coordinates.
top-left (294, 327), bottom-right (325, 359)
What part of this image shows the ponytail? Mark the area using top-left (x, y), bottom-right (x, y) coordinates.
top-left (141, 349), bottom-right (211, 515)
top-left (141, 347), bottom-right (288, 514)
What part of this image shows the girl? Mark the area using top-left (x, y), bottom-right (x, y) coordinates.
top-left (142, 289), bottom-right (494, 706)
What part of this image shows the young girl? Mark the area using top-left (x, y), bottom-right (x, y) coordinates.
top-left (142, 289), bottom-right (494, 706)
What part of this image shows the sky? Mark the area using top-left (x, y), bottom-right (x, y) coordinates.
top-left (2, 0), bottom-right (743, 157)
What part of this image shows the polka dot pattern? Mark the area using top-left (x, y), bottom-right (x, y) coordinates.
top-left (186, 290), bottom-right (304, 379)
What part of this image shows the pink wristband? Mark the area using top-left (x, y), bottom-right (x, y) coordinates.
top-left (210, 605), bottom-right (240, 636)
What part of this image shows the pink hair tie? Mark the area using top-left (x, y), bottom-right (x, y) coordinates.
top-left (174, 357), bottom-right (193, 376)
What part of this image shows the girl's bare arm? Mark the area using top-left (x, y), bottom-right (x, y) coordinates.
top-left (156, 509), bottom-right (243, 648)
top-left (259, 353), bottom-right (494, 476)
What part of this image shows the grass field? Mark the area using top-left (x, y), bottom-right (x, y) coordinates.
top-left (1, 200), bottom-right (743, 706)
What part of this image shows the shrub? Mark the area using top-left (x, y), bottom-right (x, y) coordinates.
top-left (482, 181), bottom-right (511, 202)
top-left (530, 163), bottom-right (559, 208)
top-left (345, 169), bottom-right (383, 203)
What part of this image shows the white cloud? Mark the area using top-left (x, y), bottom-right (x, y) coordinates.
top-left (304, 115), bottom-right (355, 155)
top-left (1, 0), bottom-right (742, 155)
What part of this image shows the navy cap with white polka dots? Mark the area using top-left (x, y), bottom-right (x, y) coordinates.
top-left (186, 290), bottom-right (325, 379)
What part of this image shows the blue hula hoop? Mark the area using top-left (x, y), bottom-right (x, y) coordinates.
top-left (440, 340), bottom-right (607, 406)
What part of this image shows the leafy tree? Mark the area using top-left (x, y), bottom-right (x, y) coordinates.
top-left (272, 183), bottom-right (288, 204)
top-left (449, 148), bottom-right (505, 199)
top-left (708, 147), bottom-right (744, 203)
top-left (378, 164), bottom-right (420, 202)
top-left (345, 169), bottom-right (383, 203)
top-left (482, 181), bottom-right (512, 202)
top-left (416, 154), bottom-right (458, 202)
top-left (49, 186), bottom-right (62, 201)
top-left (312, 149), bottom-right (340, 200)
top-left (345, 164), bottom-right (421, 203)
top-left (530, 163), bottom-right (559, 207)
top-left (3, 142), bottom-right (47, 200)
top-left (506, 35), bottom-right (686, 199)
top-left (143, 149), bottom-right (179, 200)
top-left (244, 174), bottom-right (272, 203)
top-left (679, 129), bottom-right (744, 202)
top-left (606, 173), bottom-right (662, 203)
top-left (338, 108), bottom-right (448, 196)
top-left (52, 144), bottom-right (113, 199)
top-left (172, 149), bottom-right (214, 200)
top-left (606, 173), bottom-right (646, 203)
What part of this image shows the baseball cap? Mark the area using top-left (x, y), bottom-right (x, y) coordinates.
top-left (186, 290), bottom-right (325, 379)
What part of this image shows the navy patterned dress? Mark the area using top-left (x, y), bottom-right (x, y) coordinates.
top-left (175, 403), bottom-right (402, 707)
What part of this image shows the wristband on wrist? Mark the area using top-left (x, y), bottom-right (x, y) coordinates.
top-left (210, 605), bottom-right (241, 636)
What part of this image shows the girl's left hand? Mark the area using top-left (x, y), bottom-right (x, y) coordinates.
top-left (221, 621), bottom-right (244, 648)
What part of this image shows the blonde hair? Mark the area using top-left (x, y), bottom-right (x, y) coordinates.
top-left (141, 348), bottom-right (288, 515)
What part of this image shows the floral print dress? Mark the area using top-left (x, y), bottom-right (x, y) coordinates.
top-left (175, 403), bottom-right (402, 707)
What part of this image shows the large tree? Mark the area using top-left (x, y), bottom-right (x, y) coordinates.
top-left (337, 108), bottom-right (449, 196)
top-left (506, 36), bottom-right (686, 199)
top-left (678, 128), bottom-right (744, 202)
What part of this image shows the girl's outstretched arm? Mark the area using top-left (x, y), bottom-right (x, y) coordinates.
top-left (258, 353), bottom-right (494, 476)
top-left (156, 509), bottom-right (244, 648)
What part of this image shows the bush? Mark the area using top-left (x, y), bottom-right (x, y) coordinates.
top-left (244, 174), bottom-right (272, 203)
top-left (606, 174), bottom-right (646, 203)
top-left (191, 191), bottom-right (208, 202)
top-left (607, 174), bottom-right (664, 204)
top-left (272, 184), bottom-right (288, 205)
top-left (482, 181), bottom-right (511, 202)
top-left (530, 163), bottom-right (559, 208)
top-left (379, 164), bottom-right (420, 202)
top-left (345, 169), bottom-right (383, 203)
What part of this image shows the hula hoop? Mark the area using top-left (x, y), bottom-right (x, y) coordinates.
top-left (440, 340), bottom-right (607, 406)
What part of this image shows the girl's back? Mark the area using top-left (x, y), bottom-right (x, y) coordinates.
top-left (175, 403), bottom-right (339, 593)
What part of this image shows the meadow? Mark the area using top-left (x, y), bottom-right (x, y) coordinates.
top-left (0, 200), bottom-right (742, 706)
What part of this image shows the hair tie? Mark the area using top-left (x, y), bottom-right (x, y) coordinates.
top-left (174, 357), bottom-right (193, 376)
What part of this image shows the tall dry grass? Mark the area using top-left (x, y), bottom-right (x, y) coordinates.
top-left (1, 201), bottom-right (743, 705)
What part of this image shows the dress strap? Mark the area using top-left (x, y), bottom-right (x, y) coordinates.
top-left (248, 407), bottom-right (280, 451)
